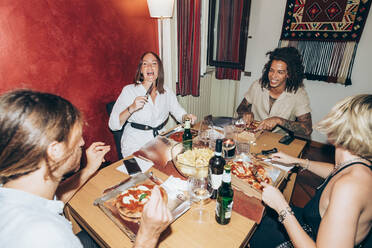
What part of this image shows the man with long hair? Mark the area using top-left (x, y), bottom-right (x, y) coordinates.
top-left (237, 47), bottom-right (312, 136)
top-left (0, 90), bottom-right (171, 248)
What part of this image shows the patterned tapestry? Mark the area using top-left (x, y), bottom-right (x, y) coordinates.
top-left (279, 0), bottom-right (371, 85)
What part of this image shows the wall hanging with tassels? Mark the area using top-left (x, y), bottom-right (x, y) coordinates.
top-left (279, 0), bottom-right (371, 85)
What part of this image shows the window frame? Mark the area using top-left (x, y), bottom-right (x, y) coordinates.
top-left (207, 0), bottom-right (251, 70)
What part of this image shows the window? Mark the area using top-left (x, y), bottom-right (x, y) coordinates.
top-left (207, 0), bottom-right (251, 70)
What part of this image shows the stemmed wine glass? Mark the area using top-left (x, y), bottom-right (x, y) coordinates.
top-left (197, 119), bottom-right (212, 147)
top-left (187, 176), bottom-right (213, 223)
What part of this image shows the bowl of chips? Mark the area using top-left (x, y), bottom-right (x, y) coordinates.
top-left (171, 143), bottom-right (214, 178)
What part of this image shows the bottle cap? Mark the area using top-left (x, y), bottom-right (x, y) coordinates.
top-left (224, 163), bottom-right (231, 172)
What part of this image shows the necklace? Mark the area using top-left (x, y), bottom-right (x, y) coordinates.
top-left (334, 157), bottom-right (366, 171)
top-left (317, 157), bottom-right (367, 190)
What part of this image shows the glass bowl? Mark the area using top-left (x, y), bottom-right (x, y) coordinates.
top-left (171, 143), bottom-right (214, 178)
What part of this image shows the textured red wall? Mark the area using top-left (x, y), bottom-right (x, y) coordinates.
top-left (0, 0), bottom-right (158, 162)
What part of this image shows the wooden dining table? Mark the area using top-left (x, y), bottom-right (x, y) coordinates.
top-left (65, 131), bottom-right (306, 248)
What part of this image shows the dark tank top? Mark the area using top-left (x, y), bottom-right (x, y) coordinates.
top-left (301, 161), bottom-right (372, 246)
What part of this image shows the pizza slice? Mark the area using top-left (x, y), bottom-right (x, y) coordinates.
top-left (230, 160), bottom-right (252, 179)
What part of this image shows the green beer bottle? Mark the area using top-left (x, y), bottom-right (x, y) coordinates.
top-left (182, 119), bottom-right (192, 150)
top-left (215, 164), bottom-right (234, 225)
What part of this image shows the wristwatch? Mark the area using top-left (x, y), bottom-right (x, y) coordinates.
top-left (278, 207), bottom-right (294, 223)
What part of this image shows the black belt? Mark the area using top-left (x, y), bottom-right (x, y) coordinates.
top-left (130, 118), bottom-right (168, 137)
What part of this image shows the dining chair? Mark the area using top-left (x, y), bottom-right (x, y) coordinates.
top-left (106, 101), bottom-right (124, 160)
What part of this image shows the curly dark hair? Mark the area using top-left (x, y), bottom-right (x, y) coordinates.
top-left (260, 47), bottom-right (305, 93)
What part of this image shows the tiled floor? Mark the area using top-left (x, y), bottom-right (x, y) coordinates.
top-left (290, 142), bottom-right (335, 207)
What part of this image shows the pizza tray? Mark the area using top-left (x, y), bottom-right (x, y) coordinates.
top-left (160, 125), bottom-right (198, 142)
top-left (94, 172), bottom-right (190, 242)
top-left (159, 124), bottom-right (183, 137)
top-left (230, 156), bottom-right (288, 200)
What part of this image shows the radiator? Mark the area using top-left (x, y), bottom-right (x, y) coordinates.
top-left (177, 72), bottom-right (239, 121)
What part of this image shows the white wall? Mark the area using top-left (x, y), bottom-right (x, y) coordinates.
top-left (240, 0), bottom-right (372, 143)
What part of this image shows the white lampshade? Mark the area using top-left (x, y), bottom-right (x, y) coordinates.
top-left (147, 0), bottom-right (175, 18)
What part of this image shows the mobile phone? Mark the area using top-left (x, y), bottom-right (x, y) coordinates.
top-left (279, 134), bottom-right (295, 145)
top-left (123, 158), bottom-right (142, 175)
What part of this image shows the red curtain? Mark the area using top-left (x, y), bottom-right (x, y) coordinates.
top-left (177, 0), bottom-right (201, 96)
top-left (215, 0), bottom-right (244, 80)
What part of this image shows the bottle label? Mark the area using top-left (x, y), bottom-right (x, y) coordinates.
top-left (183, 139), bottom-right (192, 150)
top-left (210, 174), bottom-right (223, 189)
top-left (184, 120), bottom-right (191, 128)
top-left (225, 201), bottom-right (233, 218)
top-left (222, 172), bottom-right (231, 183)
top-left (215, 201), bottom-right (221, 217)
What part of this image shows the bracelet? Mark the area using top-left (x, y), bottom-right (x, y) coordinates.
top-left (305, 159), bottom-right (310, 170)
top-left (128, 107), bottom-right (132, 115)
top-left (278, 207), bottom-right (294, 223)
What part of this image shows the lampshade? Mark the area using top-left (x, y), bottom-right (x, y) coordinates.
top-left (147, 0), bottom-right (175, 18)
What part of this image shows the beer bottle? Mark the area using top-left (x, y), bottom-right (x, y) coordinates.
top-left (215, 163), bottom-right (234, 225)
top-left (182, 119), bottom-right (192, 150)
top-left (208, 139), bottom-right (225, 199)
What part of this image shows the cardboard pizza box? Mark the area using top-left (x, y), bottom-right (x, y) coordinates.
top-left (230, 157), bottom-right (288, 200)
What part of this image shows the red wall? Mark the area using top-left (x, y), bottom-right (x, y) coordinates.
top-left (0, 0), bottom-right (158, 162)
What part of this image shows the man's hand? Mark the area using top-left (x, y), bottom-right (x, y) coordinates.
top-left (257, 117), bottom-right (283, 131)
top-left (134, 186), bottom-right (172, 248)
top-left (84, 142), bottom-right (110, 176)
top-left (182, 114), bottom-right (197, 125)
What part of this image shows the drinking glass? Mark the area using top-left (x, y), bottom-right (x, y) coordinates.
top-left (233, 118), bottom-right (246, 133)
top-left (236, 142), bottom-right (250, 159)
top-left (187, 176), bottom-right (212, 223)
top-left (197, 120), bottom-right (211, 147)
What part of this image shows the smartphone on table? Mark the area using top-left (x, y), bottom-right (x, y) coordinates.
top-left (123, 158), bottom-right (142, 175)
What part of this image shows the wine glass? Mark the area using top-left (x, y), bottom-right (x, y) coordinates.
top-left (233, 118), bottom-right (246, 133)
top-left (187, 176), bottom-right (212, 223)
top-left (197, 119), bottom-right (211, 147)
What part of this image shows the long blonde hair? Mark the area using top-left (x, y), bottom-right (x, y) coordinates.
top-left (316, 94), bottom-right (372, 160)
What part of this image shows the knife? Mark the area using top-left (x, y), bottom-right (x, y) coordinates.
top-left (145, 82), bottom-right (154, 99)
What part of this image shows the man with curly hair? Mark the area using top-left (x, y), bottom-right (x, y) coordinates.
top-left (237, 47), bottom-right (312, 137)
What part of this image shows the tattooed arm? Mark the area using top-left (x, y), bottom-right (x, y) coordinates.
top-left (236, 98), bottom-right (254, 124)
top-left (282, 112), bottom-right (313, 137)
top-left (258, 113), bottom-right (313, 137)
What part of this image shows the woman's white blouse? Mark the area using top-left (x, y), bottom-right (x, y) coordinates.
top-left (109, 83), bottom-right (186, 157)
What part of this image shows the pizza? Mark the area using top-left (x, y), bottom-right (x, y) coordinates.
top-left (115, 183), bottom-right (167, 222)
top-left (230, 160), bottom-right (272, 191)
top-left (246, 120), bottom-right (261, 133)
top-left (169, 129), bottom-right (198, 142)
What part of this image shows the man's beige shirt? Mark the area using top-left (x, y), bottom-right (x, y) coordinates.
top-left (244, 80), bottom-right (311, 132)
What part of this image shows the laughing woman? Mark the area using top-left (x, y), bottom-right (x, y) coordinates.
top-left (249, 94), bottom-right (372, 248)
top-left (109, 51), bottom-right (196, 158)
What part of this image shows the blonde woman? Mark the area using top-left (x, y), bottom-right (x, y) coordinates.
top-left (250, 94), bottom-right (372, 247)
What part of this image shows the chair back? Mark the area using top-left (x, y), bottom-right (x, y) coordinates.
top-left (106, 101), bottom-right (124, 160)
